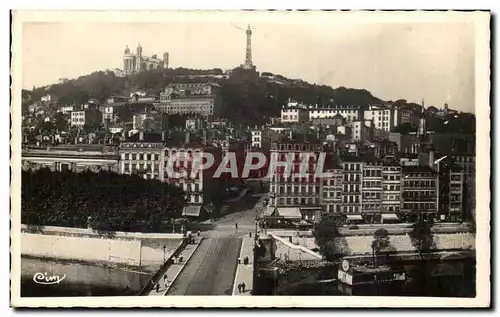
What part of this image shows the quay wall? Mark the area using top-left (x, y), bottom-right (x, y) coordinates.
top-left (21, 225), bottom-right (185, 271)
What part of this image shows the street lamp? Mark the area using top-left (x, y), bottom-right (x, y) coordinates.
top-left (433, 156), bottom-right (448, 173)
top-left (162, 245), bottom-right (167, 263)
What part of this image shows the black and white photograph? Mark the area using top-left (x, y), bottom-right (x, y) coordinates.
top-left (10, 10), bottom-right (490, 308)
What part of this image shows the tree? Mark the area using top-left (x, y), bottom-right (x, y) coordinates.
top-left (393, 122), bottom-right (417, 134)
top-left (21, 168), bottom-right (186, 233)
top-left (371, 228), bottom-right (390, 266)
top-left (313, 217), bottom-right (343, 262)
top-left (409, 219), bottom-right (435, 261)
top-left (408, 218), bottom-right (435, 295)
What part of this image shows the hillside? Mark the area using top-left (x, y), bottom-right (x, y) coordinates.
top-left (23, 67), bottom-right (384, 125)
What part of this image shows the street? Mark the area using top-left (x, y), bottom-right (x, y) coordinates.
top-left (166, 193), bottom-right (266, 295)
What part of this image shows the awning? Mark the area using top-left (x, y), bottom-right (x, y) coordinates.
top-left (382, 213), bottom-right (399, 220)
top-left (293, 219), bottom-right (312, 226)
top-left (300, 206), bottom-right (322, 210)
top-left (182, 205), bottom-right (202, 217)
top-left (346, 214), bottom-right (363, 221)
top-left (261, 206), bottom-right (276, 217)
top-left (277, 207), bottom-right (302, 219)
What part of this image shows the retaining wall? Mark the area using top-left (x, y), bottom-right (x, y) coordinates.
top-left (21, 225), bottom-right (184, 271)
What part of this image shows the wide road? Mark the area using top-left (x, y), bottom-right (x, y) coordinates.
top-left (167, 193), bottom-right (266, 295)
top-left (166, 237), bottom-right (242, 295)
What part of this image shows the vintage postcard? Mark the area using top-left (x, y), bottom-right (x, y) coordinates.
top-left (10, 10), bottom-right (490, 308)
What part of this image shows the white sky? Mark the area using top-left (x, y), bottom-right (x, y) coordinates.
top-left (20, 12), bottom-right (475, 112)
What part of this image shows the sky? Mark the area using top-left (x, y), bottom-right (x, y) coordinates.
top-left (20, 12), bottom-right (476, 112)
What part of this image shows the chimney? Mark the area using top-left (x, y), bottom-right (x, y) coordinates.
top-left (185, 131), bottom-right (190, 144)
top-left (139, 131), bottom-right (144, 141)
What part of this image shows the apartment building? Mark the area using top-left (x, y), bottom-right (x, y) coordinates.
top-left (361, 160), bottom-right (383, 224)
top-left (70, 109), bottom-right (102, 128)
top-left (321, 163), bottom-right (343, 217)
top-left (401, 166), bottom-right (439, 222)
top-left (453, 155), bottom-right (475, 218)
top-left (162, 132), bottom-right (222, 209)
top-left (364, 105), bottom-right (395, 132)
top-left (119, 132), bottom-right (165, 180)
top-left (268, 133), bottom-right (325, 223)
top-left (340, 156), bottom-right (363, 223)
top-left (381, 162), bottom-right (402, 223)
top-left (280, 106), bottom-right (309, 123)
top-left (436, 159), bottom-right (465, 222)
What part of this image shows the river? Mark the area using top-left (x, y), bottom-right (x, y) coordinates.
top-left (258, 258), bottom-right (476, 297)
top-left (21, 257), bottom-right (151, 297)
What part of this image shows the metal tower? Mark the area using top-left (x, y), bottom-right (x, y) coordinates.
top-left (243, 24), bottom-right (253, 69)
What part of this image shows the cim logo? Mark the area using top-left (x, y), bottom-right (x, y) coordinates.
top-left (33, 272), bottom-right (66, 285)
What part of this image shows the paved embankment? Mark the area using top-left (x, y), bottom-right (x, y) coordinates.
top-left (232, 235), bottom-right (254, 296)
top-left (148, 237), bottom-right (203, 296)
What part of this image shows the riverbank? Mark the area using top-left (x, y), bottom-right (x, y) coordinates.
top-left (21, 257), bottom-right (150, 297)
top-left (21, 225), bottom-right (185, 272)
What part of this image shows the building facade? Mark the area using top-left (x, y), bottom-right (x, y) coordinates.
top-left (22, 145), bottom-right (120, 173)
top-left (157, 83), bottom-right (222, 117)
top-left (70, 109), bottom-right (102, 128)
top-left (381, 162), bottom-right (402, 222)
top-left (309, 105), bottom-right (361, 122)
top-left (322, 166), bottom-right (343, 217)
top-left (119, 132), bottom-right (165, 181)
top-left (361, 160), bottom-right (383, 224)
top-left (340, 157), bottom-right (363, 223)
top-left (280, 107), bottom-right (309, 123)
top-left (364, 105), bottom-right (395, 132)
top-left (268, 134), bottom-right (325, 222)
top-left (401, 166), bottom-right (439, 222)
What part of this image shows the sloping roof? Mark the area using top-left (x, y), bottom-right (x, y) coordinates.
top-left (277, 207), bottom-right (302, 219)
top-left (261, 206), bottom-right (276, 217)
top-left (182, 205), bottom-right (202, 217)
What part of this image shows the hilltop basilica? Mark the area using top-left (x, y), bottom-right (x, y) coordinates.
top-left (122, 44), bottom-right (169, 75)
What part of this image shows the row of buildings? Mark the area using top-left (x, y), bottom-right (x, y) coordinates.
top-left (265, 132), bottom-right (466, 224)
top-left (280, 100), bottom-right (419, 131)
top-left (67, 82), bottom-right (223, 130)
top-left (21, 128), bottom-right (471, 224)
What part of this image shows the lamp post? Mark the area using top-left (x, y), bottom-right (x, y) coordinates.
top-left (162, 245), bottom-right (167, 263)
top-left (433, 156), bottom-right (447, 173)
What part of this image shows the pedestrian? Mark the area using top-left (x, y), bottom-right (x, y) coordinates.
top-left (155, 282), bottom-right (160, 293)
top-left (164, 279), bottom-right (168, 289)
top-left (238, 283), bottom-right (242, 293)
top-left (242, 282), bottom-right (246, 293)
top-left (163, 274), bottom-right (167, 282)
top-left (197, 230), bottom-right (200, 236)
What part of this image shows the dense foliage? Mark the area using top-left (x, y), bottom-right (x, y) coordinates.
top-left (408, 219), bottom-right (435, 259)
top-left (21, 168), bottom-right (186, 232)
top-left (313, 217), bottom-right (343, 262)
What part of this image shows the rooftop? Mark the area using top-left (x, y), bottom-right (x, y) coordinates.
top-left (402, 165), bottom-right (437, 174)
